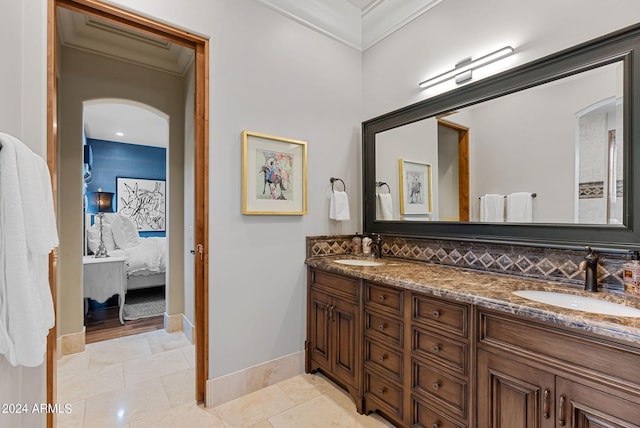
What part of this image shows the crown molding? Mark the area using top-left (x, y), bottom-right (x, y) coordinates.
top-left (361, 0), bottom-right (444, 50)
top-left (254, 0), bottom-right (362, 50)
top-left (254, 0), bottom-right (445, 51)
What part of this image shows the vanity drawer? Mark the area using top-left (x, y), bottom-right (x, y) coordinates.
top-left (413, 327), bottom-right (467, 376)
top-left (365, 282), bottom-right (403, 316)
top-left (478, 310), bottom-right (640, 386)
top-left (365, 339), bottom-right (403, 383)
top-left (412, 293), bottom-right (468, 339)
top-left (412, 359), bottom-right (467, 418)
top-left (310, 269), bottom-right (359, 302)
top-left (364, 370), bottom-right (403, 420)
top-left (412, 395), bottom-right (466, 428)
top-left (365, 310), bottom-right (403, 347)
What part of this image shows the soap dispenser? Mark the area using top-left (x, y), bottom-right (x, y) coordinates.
top-left (351, 233), bottom-right (362, 255)
top-left (623, 251), bottom-right (640, 294)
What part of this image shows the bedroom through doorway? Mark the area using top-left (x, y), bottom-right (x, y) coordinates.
top-left (82, 100), bottom-right (171, 342)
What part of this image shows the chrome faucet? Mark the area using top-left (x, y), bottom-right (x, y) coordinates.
top-left (369, 234), bottom-right (383, 258)
top-left (580, 246), bottom-right (599, 292)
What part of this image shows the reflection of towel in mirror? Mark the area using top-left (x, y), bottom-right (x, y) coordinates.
top-left (507, 192), bottom-right (533, 222)
top-left (330, 191), bottom-right (350, 221)
top-left (480, 194), bottom-right (504, 222)
top-left (377, 193), bottom-right (393, 220)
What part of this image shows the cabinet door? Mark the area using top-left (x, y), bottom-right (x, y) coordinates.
top-left (555, 377), bottom-right (640, 428)
top-left (331, 296), bottom-right (360, 388)
top-left (308, 289), bottom-right (332, 372)
top-left (478, 350), bottom-right (554, 428)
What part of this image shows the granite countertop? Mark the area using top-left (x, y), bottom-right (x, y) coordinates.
top-left (306, 255), bottom-right (640, 346)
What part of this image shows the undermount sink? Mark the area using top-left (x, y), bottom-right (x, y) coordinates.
top-left (513, 290), bottom-right (640, 317)
top-left (334, 259), bottom-right (383, 267)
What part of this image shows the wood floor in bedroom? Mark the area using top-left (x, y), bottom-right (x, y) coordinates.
top-left (84, 287), bottom-right (165, 343)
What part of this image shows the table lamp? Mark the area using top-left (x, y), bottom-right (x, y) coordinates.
top-left (87, 189), bottom-right (115, 258)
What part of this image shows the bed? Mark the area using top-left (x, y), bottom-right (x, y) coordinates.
top-left (86, 213), bottom-right (166, 290)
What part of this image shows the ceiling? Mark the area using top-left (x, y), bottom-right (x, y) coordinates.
top-left (60, 0), bottom-right (442, 148)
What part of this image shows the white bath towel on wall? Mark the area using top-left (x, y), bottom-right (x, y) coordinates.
top-left (330, 190), bottom-right (350, 221)
top-left (507, 192), bottom-right (533, 222)
top-left (0, 133), bottom-right (58, 367)
top-left (480, 194), bottom-right (505, 222)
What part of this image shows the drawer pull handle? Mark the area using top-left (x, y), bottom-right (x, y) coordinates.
top-left (543, 388), bottom-right (550, 419)
top-left (378, 295), bottom-right (386, 302)
top-left (378, 354), bottom-right (387, 362)
top-left (432, 424), bottom-right (440, 428)
top-left (558, 395), bottom-right (566, 426)
top-left (432, 310), bottom-right (440, 318)
top-left (433, 345), bottom-right (440, 353)
top-left (378, 323), bottom-right (387, 331)
top-left (432, 381), bottom-right (440, 390)
top-left (378, 387), bottom-right (386, 395)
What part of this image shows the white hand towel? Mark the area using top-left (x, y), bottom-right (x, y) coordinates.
top-left (480, 194), bottom-right (504, 222)
top-left (377, 193), bottom-right (393, 220)
top-left (507, 192), bottom-right (533, 222)
top-left (330, 191), bottom-right (350, 221)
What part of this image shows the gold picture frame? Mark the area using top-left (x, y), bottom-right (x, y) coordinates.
top-left (398, 158), bottom-right (432, 215)
top-left (242, 131), bottom-right (308, 215)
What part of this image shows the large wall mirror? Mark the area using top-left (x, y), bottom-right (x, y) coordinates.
top-left (363, 24), bottom-right (640, 249)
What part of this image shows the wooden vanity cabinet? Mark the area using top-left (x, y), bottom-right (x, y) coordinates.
top-left (362, 281), bottom-right (407, 425)
top-left (477, 309), bottom-right (640, 428)
top-left (306, 265), bottom-right (640, 428)
top-left (306, 268), bottom-right (362, 409)
top-left (361, 280), bottom-right (474, 428)
top-left (411, 293), bottom-right (472, 428)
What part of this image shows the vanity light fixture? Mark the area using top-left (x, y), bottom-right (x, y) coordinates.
top-left (418, 46), bottom-right (515, 89)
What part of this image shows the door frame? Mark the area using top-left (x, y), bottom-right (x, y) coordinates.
top-left (46, 1), bottom-right (209, 426)
top-left (438, 119), bottom-right (470, 222)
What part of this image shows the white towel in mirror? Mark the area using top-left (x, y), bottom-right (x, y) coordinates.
top-left (377, 193), bottom-right (393, 220)
top-left (330, 191), bottom-right (350, 221)
top-left (480, 194), bottom-right (504, 222)
top-left (507, 192), bottom-right (533, 222)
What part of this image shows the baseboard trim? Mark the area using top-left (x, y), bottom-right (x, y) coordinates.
top-left (59, 328), bottom-right (85, 356)
top-left (182, 315), bottom-right (195, 344)
top-left (205, 350), bottom-right (304, 408)
top-left (164, 312), bottom-right (183, 333)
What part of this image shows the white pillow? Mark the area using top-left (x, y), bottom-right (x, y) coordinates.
top-left (87, 223), bottom-right (116, 254)
top-left (111, 214), bottom-right (140, 249)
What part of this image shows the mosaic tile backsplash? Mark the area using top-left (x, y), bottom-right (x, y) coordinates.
top-left (306, 234), bottom-right (628, 291)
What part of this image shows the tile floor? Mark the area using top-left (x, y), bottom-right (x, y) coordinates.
top-left (57, 330), bottom-right (394, 427)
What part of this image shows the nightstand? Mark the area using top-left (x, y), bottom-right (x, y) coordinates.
top-left (83, 255), bottom-right (128, 324)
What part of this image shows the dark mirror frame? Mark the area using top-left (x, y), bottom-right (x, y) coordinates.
top-left (363, 24), bottom-right (640, 250)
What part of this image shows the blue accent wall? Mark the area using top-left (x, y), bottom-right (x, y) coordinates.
top-left (86, 138), bottom-right (166, 237)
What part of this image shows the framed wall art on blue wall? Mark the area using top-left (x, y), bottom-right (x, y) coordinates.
top-left (116, 177), bottom-right (166, 232)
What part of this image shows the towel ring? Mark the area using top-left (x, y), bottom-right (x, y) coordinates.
top-left (330, 177), bottom-right (346, 192)
top-left (376, 181), bottom-right (391, 194)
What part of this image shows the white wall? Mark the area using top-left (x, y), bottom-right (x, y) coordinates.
top-left (363, 0), bottom-right (640, 118)
top-left (105, 0), bottom-right (362, 378)
top-left (0, 0), bottom-right (48, 426)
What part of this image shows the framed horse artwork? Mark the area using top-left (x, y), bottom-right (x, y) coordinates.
top-left (398, 159), bottom-right (432, 216)
top-left (241, 130), bottom-right (308, 215)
